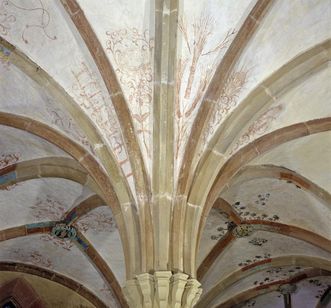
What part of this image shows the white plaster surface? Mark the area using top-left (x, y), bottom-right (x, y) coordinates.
top-left (0, 125), bottom-right (69, 160)
top-left (235, 0), bottom-right (331, 106)
top-left (252, 132), bottom-right (331, 193)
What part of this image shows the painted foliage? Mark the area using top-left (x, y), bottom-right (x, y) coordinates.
top-left (46, 102), bottom-right (95, 155)
top-left (306, 278), bottom-right (331, 299)
top-left (238, 252), bottom-right (272, 267)
top-left (40, 234), bottom-right (74, 251)
top-left (76, 208), bottom-right (117, 233)
top-left (0, 0), bottom-right (56, 44)
top-left (202, 67), bottom-right (249, 148)
top-left (175, 13), bottom-right (237, 161)
top-left (71, 61), bottom-right (133, 180)
top-left (106, 27), bottom-right (154, 164)
top-left (210, 210), bottom-right (231, 241)
top-left (29, 195), bottom-right (66, 221)
top-left (252, 266), bottom-right (303, 287)
top-left (229, 104), bottom-right (284, 154)
top-left (232, 198), bottom-right (280, 222)
top-left (9, 248), bottom-right (53, 268)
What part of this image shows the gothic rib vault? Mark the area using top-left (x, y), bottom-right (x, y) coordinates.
top-left (0, 0), bottom-right (330, 307)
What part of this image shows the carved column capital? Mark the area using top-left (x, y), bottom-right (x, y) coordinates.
top-left (123, 271), bottom-right (202, 308)
top-left (154, 271), bottom-right (172, 308)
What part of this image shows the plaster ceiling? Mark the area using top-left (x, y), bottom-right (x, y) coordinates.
top-left (0, 0), bottom-right (330, 307)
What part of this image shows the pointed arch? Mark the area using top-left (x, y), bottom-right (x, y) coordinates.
top-left (0, 39), bottom-right (142, 275)
top-left (0, 262), bottom-right (108, 307)
top-left (223, 164), bottom-right (331, 208)
top-left (0, 36), bottom-right (133, 206)
top-left (0, 225), bottom-right (128, 307)
top-left (60, 0), bottom-right (153, 273)
top-left (198, 255), bottom-right (331, 307)
top-left (214, 269), bottom-right (331, 308)
top-left (171, 0), bottom-right (274, 274)
top-left (178, 0), bottom-right (274, 195)
top-left (205, 39), bottom-right (331, 156)
top-left (195, 118), bottom-right (331, 274)
top-left (189, 39), bottom-right (331, 218)
top-left (0, 112), bottom-right (136, 278)
top-left (198, 219), bottom-right (331, 281)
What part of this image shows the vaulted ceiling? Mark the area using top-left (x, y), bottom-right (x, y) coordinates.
top-left (0, 0), bottom-right (330, 307)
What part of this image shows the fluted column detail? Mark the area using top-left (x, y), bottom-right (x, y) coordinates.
top-left (123, 271), bottom-right (202, 307)
top-left (154, 271), bottom-right (172, 308)
top-left (170, 273), bottom-right (189, 308)
top-left (138, 273), bottom-right (155, 308)
top-left (182, 279), bottom-right (202, 308)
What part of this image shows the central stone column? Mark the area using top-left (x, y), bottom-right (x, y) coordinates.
top-left (123, 271), bottom-right (202, 308)
top-left (123, 1), bottom-right (203, 306)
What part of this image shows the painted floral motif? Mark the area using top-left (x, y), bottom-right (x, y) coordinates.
top-left (175, 13), bottom-right (237, 158)
top-left (0, 1), bottom-right (15, 36)
top-left (10, 248), bottom-right (53, 268)
top-left (307, 279), bottom-right (331, 299)
top-left (203, 68), bottom-right (249, 147)
top-left (0, 0), bottom-right (56, 44)
top-left (71, 62), bottom-right (133, 179)
top-left (40, 234), bottom-right (74, 251)
top-left (210, 224), bottom-right (228, 241)
top-left (249, 238), bottom-right (268, 247)
top-left (106, 28), bottom-right (154, 158)
top-left (252, 266), bottom-right (302, 287)
top-left (0, 153), bottom-right (20, 191)
top-left (29, 195), bottom-right (66, 221)
top-left (233, 201), bottom-right (280, 222)
top-left (210, 210), bottom-right (232, 240)
top-left (0, 152), bottom-right (20, 168)
top-left (46, 103), bottom-right (95, 155)
top-left (254, 193), bottom-right (270, 206)
top-left (76, 210), bottom-right (116, 233)
top-left (230, 104), bottom-right (283, 154)
top-left (238, 252), bottom-right (271, 267)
